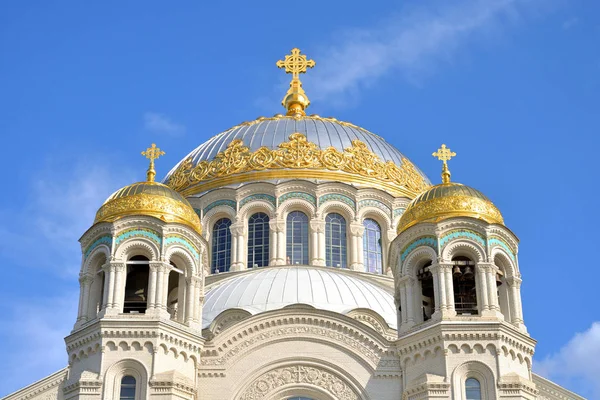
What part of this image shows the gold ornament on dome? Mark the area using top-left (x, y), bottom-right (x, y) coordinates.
top-left (276, 48), bottom-right (315, 116)
top-left (94, 144), bottom-right (202, 234)
top-left (94, 185), bottom-right (203, 233)
top-left (396, 193), bottom-right (504, 233)
top-left (397, 143), bottom-right (504, 233)
top-left (167, 133), bottom-right (431, 198)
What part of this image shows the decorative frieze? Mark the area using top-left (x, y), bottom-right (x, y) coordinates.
top-left (319, 193), bottom-right (356, 209)
top-left (239, 193), bottom-right (276, 208)
top-left (439, 229), bottom-right (485, 249)
top-left (164, 234), bottom-right (200, 259)
top-left (115, 228), bottom-right (162, 247)
top-left (279, 191), bottom-right (316, 207)
top-left (204, 199), bottom-right (237, 214)
top-left (400, 236), bottom-right (437, 262)
top-left (84, 235), bottom-right (112, 258)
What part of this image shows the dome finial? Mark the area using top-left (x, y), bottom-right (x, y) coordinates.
top-left (276, 48), bottom-right (315, 117)
top-left (141, 143), bottom-right (165, 182)
top-left (432, 144), bottom-right (456, 184)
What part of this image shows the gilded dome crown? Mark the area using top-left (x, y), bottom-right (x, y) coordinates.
top-left (397, 144), bottom-right (503, 233)
top-left (94, 144), bottom-right (202, 233)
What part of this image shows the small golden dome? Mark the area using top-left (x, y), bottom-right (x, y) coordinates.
top-left (94, 144), bottom-right (201, 233)
top-left (94, 181), bottom-right (201, 233)
top-left (397, 182), bottom-right (504, 233)
top-left (397, 143), bottom-right (503, 233)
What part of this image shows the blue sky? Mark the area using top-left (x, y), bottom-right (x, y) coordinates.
top-left (0, 0), bottom-right (599, 397)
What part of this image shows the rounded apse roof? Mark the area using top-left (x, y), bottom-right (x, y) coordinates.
top-left (202, 266), bottom-right (397, 329)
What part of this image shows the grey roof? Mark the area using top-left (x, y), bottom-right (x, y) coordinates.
top-left (164, 115), bottom-right (430, 184)
top-left (202, 266), bottom-right (397, 329)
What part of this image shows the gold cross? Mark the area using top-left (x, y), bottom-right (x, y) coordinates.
top-left (432, 144), bottom-right (456, 184)
top-left (276, 48), bottom-right (315, 81)
top-left (141, 143), bottom-right (165, 182)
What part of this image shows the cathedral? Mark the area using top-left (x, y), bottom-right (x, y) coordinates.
top-left (4, 49), bottom-right (583, 400)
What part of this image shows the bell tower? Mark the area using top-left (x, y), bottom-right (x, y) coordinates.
top-left (390, 145), bottom-right (536, 400)
top-left (64, 145), bottom-right (207, 400)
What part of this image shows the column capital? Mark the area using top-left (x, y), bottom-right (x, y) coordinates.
top-left (78, 274), bottom-right (93, 285)
top-left (109, 261), bottom-right (126, 272)
top-left (230, 223), bottom-right (245, 236)
top-left (269, 219), bottom-right (286, 232)
top-left (309, 219), bottom-right (325, 233)
top-left (348, 222), bottom-right (365, 236)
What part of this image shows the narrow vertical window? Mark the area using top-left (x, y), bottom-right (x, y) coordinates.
top-left (286, 211), bottom-right (309, 265)
top-left (120, 375), bottom-right (136, 400)
top-left (363, 218), bottom-right (383, 273)
top-left (211, 218), bottom-right (232, 273)
top-left (248, 212), bottom-right (270, 267)
top-left (325, 213), bottom-right (347, 268)
top-left (465, 378), bottom-right (481, 400)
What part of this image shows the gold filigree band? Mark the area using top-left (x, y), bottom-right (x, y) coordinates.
top-left (167, 133), bottom-right (430, 198)
top-left (397, 194), bottom-right (504, 233)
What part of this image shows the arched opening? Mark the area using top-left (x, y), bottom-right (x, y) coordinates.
top-left (465, 377), bottom-right (482, 400)
top-left (494, 254), bottom-right (512, 322)
top-left (286, 211), bottom-right (309, 265)
top-left (452, 256), bottom-right (478, 315)
top-left (124, 255), bottom-right (149, 314)
top-left (363, 218), bottom-right (382, 274)
top-left (325, 213), bottom-right (347, 268)
top-left (417, 260), bottom-right (434, 321)
top-left (119, 375), bottom-right (136, 400)
top-left (166, 266), bottom-right (182, 321)
top-left (211, 218), bottom-right (232, 273)
top-left (87, 253), bottom-right (107, 319)
top-left (248, 212), bottom-right (270, 268)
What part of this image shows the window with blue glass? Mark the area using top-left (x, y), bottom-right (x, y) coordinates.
top-left (248, 212), bottom-right (270, 267)
top-left (363, 218), bottom-right (383, 274)
top-left (211, 218), bottom-right (232, 273)
top-left (286, 211), bottom-right (309, 265)
top-left (326, 213), bottom-right (347, 268)
top-left (119, 376), bottom-right (136, 400)
top-left (465, 378), bottom-right (482, 400)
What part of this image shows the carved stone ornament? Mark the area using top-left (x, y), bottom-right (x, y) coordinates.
top-left (239, 365), bottom-right (359, 400)
top-left (167, 133), bottom-right (430, 198)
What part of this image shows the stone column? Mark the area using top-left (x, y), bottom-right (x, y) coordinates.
top-left (310, 219), bottom-right (325, 266)
top-left (100, 263), bottom-right (111, 312)
top-left (404, 277), bottom-right (416, 328)
top-left (77, 274), bottom-right (92, 323)
top-left (230, 223), bottom-right (246, 271)
top-left (111, 262), bottom-right (126, 314)
top-left (349, 222), bottom-right (365, 272)
top-left (269, 218), bottom-right (286, 265)
top-left (147, 262), bottom-right (160, 312)
top-left (475, 264), bottom-right (490, 315)
top-left (185, 277), bottom-right (195, 325)
top-left (442, 263), bottom-right (456, 315)
top-left (431, 262), bottom-right (455, 319)
top-left (508, 277), bottom-right (526, 331)
top-left (103, 263), bottom-right (117, 315)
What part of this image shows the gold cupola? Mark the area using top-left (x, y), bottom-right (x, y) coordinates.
top-left (397, 144), bottom-right (503, 233)
top-left (94, 144), bottom-right (202, 233)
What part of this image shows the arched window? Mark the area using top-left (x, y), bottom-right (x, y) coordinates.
top-left (286, 211), bottom-right (309, 265)
top-left (326, 213), bottom-right (347, 268)
top-left (452, 256), bottom-right (478, 315)
top-left (119, 375), bottom-right (136, 400)
top-left (363, 218), bottom-right (383, 273)
top-left (248, 212), bottom-right (270, 268)
top-left (211, 218), bottom-right (232, 273)
top-left (465, 378), bottom-right (482, 400)
top-left (124, 255), bottom-right (149, 314)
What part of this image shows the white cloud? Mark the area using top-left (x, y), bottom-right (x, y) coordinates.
top-left (535, 321), bottom-right (600, 399)
top-left (144, 112), bottom-right (186, 136)
top-left (305, 0), bottom-right (528, 106)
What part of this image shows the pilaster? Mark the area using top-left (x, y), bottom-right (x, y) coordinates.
top-left (349, 222), bottom-right (365, 272)
top-left (310, 219), bottom-right (326, 266)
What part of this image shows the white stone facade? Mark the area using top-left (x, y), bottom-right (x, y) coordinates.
top-left (2, 180), bottom-right (585, 400)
